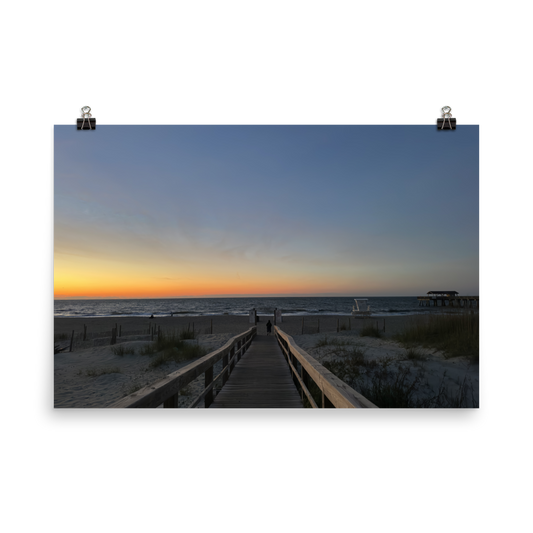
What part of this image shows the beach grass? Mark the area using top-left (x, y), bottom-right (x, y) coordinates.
top-left (360, 324), bottom-right (382, 338)
top-left (314, 335), bottom-right (352, 348)
top-left (146, 330), bottom-right (207, 368)
top-left (178, 329), bottom-right (196, 340)
top-left (112, 345), bottom-right (135, 356)
top-left (395, 312), bottom-right (479, 360)
top-left (405, 348), bottom-right (427, 361)
top-left (321, 350), bottom-right (477, 407)
top-left (356, 365), bottom-right (423, 408)
top-left (321, 350), bottom-right (429, 407)
top-left (140, 343), bottom-right (158, 355)
top-left (312, 313), bottom-right (478, 407)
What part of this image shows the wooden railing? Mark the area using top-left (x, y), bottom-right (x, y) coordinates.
top-left (274, 326), bottom-right (378, 409)
top-left (109, 327), bottom-right (256, 408)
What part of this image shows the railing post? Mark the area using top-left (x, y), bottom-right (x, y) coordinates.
top-left (301, 366), bottom-right (309, 403)
top-left (277, 328), bottom-right (287, 362)
top-left (322, 391), bottom-right (334, 408)
top-left (300, 365), bottom-right (309, 404)
top-left (223, 352), bottom-right (229, 385)
top-left (164, 393), bottom-right (178, 408)
top-left (205, 366), bottom-right (214, 408)
top-left (110, 328), bottom-right (116, 345)
top-left (290, 351), bottom-right (298, 388)
top-left (229, 345), bottom-right (236, 372)
top-left (69, 330), bottom-right (74, 352)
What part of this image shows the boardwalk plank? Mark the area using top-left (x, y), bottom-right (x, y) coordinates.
top-left (210, 335), bottom-right (303, 408)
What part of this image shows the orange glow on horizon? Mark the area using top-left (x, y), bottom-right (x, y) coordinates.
top-left (53, 276), bottom-right (343, 299)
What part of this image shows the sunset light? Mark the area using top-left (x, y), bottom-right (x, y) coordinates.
top-left (54, 125), bottom-right (479, 299)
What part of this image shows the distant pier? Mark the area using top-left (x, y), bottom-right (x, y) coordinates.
top-left (417, 291), bottom-right (479, 308)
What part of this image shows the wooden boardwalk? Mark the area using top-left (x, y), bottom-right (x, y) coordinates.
top-left (209, 334), bottom-right (303, 408)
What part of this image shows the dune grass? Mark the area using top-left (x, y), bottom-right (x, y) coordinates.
top-left (305, 313), bottom-right (479, 408)
top-left (355, 365), bottom-right (424, 408)
top-left (395, 312), bottom-right (478, 361)
top-left (323, 353), bottom-right (476, 407)
top-left (405, 348), bottom-right (427, 361)
top-left (140, 343), bottom-right (158, 355)
top-left (112, 345), bottom-right (135, 356)
top-left (314, 335), bottom-right (352, 348)
top-left (360, 325), bottom-right (382, 338)
top-left (144, 330), bottom-right (207, 369)
top-left (321, 349), bottom-right (428, 407)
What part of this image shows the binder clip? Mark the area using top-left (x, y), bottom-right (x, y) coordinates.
top-left (437, 106), bottom-right (456, 130)
top-left (77, 106), bottom-right (96, 130)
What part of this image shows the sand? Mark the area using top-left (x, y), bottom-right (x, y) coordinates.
top-left (54, 314), bottom-right (479, 408)
top-left (55, 315), bottom-right (254, 408)
top-left (291, 332), bottom-right (479, 408)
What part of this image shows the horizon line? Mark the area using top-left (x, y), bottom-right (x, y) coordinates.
top-left (54, 293), bottom-right (479, 301)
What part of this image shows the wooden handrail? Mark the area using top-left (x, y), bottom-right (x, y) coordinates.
top-left (283, 351), bottom-right (318, 408)
top-left (188, 332), bottom-right (257, 409)
top-left (108, 327), bottom-right (257, 408)
top-left (274, 326), bottom-right (377, 409)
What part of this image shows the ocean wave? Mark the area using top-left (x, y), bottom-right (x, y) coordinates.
top-left (55, 297), bottom-right (425, 319)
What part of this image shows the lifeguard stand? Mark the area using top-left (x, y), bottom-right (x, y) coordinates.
top-left (352, 299), bottom-right (371, 316)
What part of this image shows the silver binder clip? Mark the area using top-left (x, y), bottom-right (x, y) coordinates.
top-left (77, 106), bottom-right (96, 130)
top-left (441, 106), bottom-right (452, 129)
top-left (80, 104), bottom-right (94, 129)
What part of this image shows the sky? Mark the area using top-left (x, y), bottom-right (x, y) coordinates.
top-left (54, 125), bottom-right (479, 299)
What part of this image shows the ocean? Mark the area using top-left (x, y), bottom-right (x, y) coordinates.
top-left (54, 296), bottom-right (431, 318)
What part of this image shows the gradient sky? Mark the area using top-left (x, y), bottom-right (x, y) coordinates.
top-left (54, 125), bottom-right (479, 299)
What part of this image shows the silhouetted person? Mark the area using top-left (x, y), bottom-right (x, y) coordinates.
top-left (149, 314), bottom-right (154, 319)
top-left (266, 320), bottom-right (272, 335)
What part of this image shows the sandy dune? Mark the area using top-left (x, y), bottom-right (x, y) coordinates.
top-left (54, 314), bottom-right (478, 408)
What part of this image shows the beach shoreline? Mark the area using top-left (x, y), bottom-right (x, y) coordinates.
top-left (55, 313), bottom-right (421, 340)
